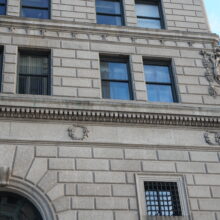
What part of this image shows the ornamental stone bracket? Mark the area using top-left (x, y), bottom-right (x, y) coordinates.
top-left (0, 167), bottom-right (10, 187)
top-left (204, 131), bottom-right (220, 145)
top-left (200, 48), bottom-right (220, 98)
top-left (67, 124), bottom-right (89, 141)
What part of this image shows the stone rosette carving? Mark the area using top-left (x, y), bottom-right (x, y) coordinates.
top-left (204, 131), bottom-right (220, 145)
top-left (68, 124), bottom-right (89, 141)
top-left (0, 167), bottom-right (10, 187)
top-left (200, 48), bottom-right (220, 97)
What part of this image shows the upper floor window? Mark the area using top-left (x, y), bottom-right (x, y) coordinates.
top-left (21, 0), bottom-right (50, 19)
top-left (96, 0), bottom-right (124, 26)
top-left (100, 56), bottom-right (133, 100)
top-left (18, 50), bottom-right (50, 95)
top-left (135, 0), bottom-right (164, 29)
top-left (0, 0), bottom-right (6, 15)
top-left (144, 61), bottom-right (177, 103)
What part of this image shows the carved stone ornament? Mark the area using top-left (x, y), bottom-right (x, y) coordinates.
top-left (0, 167), bottom-right (10, 187)
top-left (200, 48), bottom-right (220, 97)
top-left (204, 131), bottom-right (220, 145)
top-left (68, 124), bottom-right (89, 140)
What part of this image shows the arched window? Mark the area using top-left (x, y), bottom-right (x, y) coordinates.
top-left (0, 191), bottom-right (43, 220)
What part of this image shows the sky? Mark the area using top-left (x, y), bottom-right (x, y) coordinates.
top-left (204, 0), bottom-right (220, 36)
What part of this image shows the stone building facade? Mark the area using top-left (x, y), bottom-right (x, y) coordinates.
top-left (0, 0), bottom-right (220, 220)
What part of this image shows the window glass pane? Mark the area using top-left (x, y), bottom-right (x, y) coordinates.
top-left (102, 81), bottom-right (130, 100)
top-left (101, 62), bottom-right (128, 80)
top-left (97, 14), bottom-right (122, 25)
top-left (0, 0), bottom-right (6, 4)
top-left (137, 18), bottom-right (161, 29)
top-left (0, 6), bottom-right (5, 15)
top-left (22, 0), bottom-right (49, 8)
top-left (144, 65), bottom-right (171, 83)
top-left (96, 0), bottom-right (121, 14)
top-left (147, 84), bottom-right (173, 102)
top-left (136, 4), bottom-right (160, 18)
top-left (22, 8), bottom-right (49, 19)
top-left (30, 76), bottom-right (48, 95)
top-left (20, 55), bottom-right (48, 76)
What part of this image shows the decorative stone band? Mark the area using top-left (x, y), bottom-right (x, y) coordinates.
top-left (0, 105), bottom-right (220, 128)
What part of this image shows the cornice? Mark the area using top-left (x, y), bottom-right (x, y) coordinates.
top-left (0, 16), bottom-right (219, 44)
top-left (0, 95), bottom-right (220, 128)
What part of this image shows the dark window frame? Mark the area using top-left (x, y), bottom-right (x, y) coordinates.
top-left (144, 181), bottom-right (182, 216)
top-left (0, 49), bottom-right (3, 92)
top-left (21, 0), bottom-right (50, 19)
top-left (135, 0), bottom-right (164, 29)
top-left (17, 49), bottom-right (51, 96)
top-left (100, 55), bottom-right (133, 100)
top-left (0, 0), bottom-right (6, 15)
top-left (144, 60), bottom-right (178, 103)
top-left (96, 0), bottom-right (125, 26)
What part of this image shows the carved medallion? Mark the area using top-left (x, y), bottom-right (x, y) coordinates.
top-left (200, 48), bottom-right (220, 97)
top-left (0, 167), bottom-right (10, 187)
top-left (204, 131), bottom-right (220, 145)
top-left (68, 125), bottom-right (89, 140)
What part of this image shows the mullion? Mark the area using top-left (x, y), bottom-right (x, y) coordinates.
top-left (97, 12), bottom-right (122, 16)
top-left (0, 3), bottom-right (5, 6)
top-left (102, 79), bottom-right (128, 83)
top-left (22, 5), bottom-right (48, 10)
top-left (137, 16), bottom-right (160, 20)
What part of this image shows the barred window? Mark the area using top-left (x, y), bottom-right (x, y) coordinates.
top-left (135, 0), bottom-right (164, 29)
top-left (145, 182), bottom-right (182, 216)
top-left (96, 0), bottom-right (124, 26)
top-left (18, 51), bottom-right (50, 95)
top-left (0, 0), bottom-right (6, 15)
top-left (21, 0), bottom-right (50, 19)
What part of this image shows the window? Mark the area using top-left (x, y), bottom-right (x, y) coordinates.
top-left (0, 0), bottom-right (6, 15)
top-left (0, 192), bottom-right (43, 219)
top-left (136, 175), bottom-right (190, 220)
top-left (100, 56), bottom-right (133, 100)
top-left (144, 61), bottom-right (177, 103)
top-left (21, 0), bottom-right (50, 19)
top-left (135, 0), bottom-right (164, 29)
top-left (145, 182), bottom-right (182, 216)
top-left (0, 50), bottom-right (2, 92)
top-left (18, 51), bottom-right (50, 95)
top-left (96, 0), bottom-right (124, 26)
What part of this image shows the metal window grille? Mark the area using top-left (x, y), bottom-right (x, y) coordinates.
top-left (144, 181), bottom-right (182, 216)
top-left (18, 52), bottom-right (50, 95)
